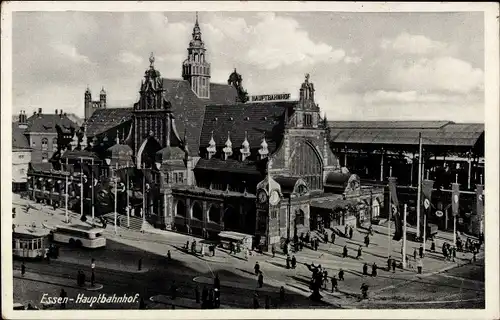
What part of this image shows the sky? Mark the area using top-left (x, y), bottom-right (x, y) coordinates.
top-left (12, 10), bottom-right (485, 122)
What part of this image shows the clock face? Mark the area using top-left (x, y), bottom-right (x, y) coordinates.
top-left (270, 190), bottom-right (280, 205)
top-left (258, 190), bottom-right (268, 204)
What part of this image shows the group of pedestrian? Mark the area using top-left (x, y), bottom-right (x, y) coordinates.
top-left (362, 262), bottom-right (378, 277)
top-left (344, 225), bottom-right (354, 239)
top-left (442, 242), bottom-right (457, 262)
top-left (387, 256), bottom-right (397, 272)
top-left (285, 254), bottom-right (297, 269)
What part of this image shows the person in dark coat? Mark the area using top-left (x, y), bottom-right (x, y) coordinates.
top-left (254, 261), bottom-right (260, 275)
top-left (167, 250), bottom-right (172, 260)
top-left (344, 225), bottom-right (349, 237)
top-left (419, 244), bottom-right (424, 258)
top-left (343, 245), bottom-right (348, 258)
top-left (360, 283), bottom-right (369, 299)
top-left (362, 263), bottom-right (368, 275)
top-left (349, 227), bottom-right (353, 239)
top-left (371, 263), bottom-right (378, 277)
top-left (279, 286), bottom-right (285, 303)
top-left (322, 270), bottom-right (328, 289)
top-left (431, 240), bottom-right (436, 252)
top-left (323, 233), bottom-right (329, 243)
top-left (338, 268), bottom-right (344, 281)
top-left (452, 246), bottom-right (457, 262)
top-left (214, 273), bottom-right (220, 290)
top-left (413, 248), bottom-right (417, 261)
top-left (392, 259), bottom-right (397, 273)
top-left (21, 262), bottom-right (26, 276)
top-left (364, 235), bottom-right (370, 247)
top-left (286, 255), bottom-right (291, 269)
top-left (271, 245), bottom-right (276, 258)
top-left (357, 246), bottom-right (362, 259)
top-left (331, 232), bottom-right (336, 244)
top-left (387, 256), bottom-right (392, 271)
top-left (331, 276), bottom-right (338, 292)
top-left (258, 272), bottom-right (264, 288)
top-left (291, 255), bottom-right (297, 269)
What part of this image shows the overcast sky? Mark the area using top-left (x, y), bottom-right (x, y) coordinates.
top-left (12, 11), bottom-right (484, 122)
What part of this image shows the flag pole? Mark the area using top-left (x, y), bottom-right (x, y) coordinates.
top-left (65, 157), bottom-right (69, 223)
top-left (454, 174), bottom-right (458, 246)
top-left (126, 161), bottom-right (130, 228)
top-left (114, 163), bottom-right (118, 234)
top-left (423, 212), bottom-right (427, 253)
top-left (80, 157), bottom-right (84, 218)
top-left (416, 132), bottom-right (422, 238)
top-left (388, 181), bottom-right (392, 257)
top-left (91, 157), bottom-right (95, 226)
top-left (403, 204), bottom-right (407, 268)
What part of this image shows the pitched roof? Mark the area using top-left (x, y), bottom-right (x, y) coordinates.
top-left (12, 124), bottom-right (30, 150)
top-left (199, 101), bottom-right (294, 154)
top-left (25, 113), bottom-right (77, 134)
top-left (161, 79), bottom-right (238, 156)
top-left (195, 158), bottom-right (263, 175)
top-left (328, 121), bottom-right (484, 147)
top-left (85, 108), bottom-right (134, 137)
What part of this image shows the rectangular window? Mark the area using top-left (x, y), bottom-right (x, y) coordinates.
top-left (178, 173), bottom-right (184, 183)
top-left (19, 155), bottom-right (24, 159)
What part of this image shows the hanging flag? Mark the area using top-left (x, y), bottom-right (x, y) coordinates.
top-left (421, 179), bottom-right (435, 233)
top-left (388, 177), bottom-right (402, 241)
top-left (476, 184), bottom-right (484, 216)
top-left (451, 183), bottom-right (460, 217)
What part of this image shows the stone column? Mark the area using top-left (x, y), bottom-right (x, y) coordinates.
top-left (220, 205), bottom-right (225, 230)
top-left (380, 150), bottom-right (385, 181)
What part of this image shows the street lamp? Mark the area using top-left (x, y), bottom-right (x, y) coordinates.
top-left (106, 158), bottom-right (118, 234)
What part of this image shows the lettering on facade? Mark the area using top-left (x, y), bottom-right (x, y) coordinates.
top-left (250, 93), bottom-right (291, 102)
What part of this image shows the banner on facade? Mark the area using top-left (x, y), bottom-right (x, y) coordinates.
top-left (451, 183), bottom-right (460, 217)
top-left (388, 177), bottom-right (402, 241)
top-left (421, 179), bottom-right (435, 232)
top-left (476, 184), bottom-right (484, 216)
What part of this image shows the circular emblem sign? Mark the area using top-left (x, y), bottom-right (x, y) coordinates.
top-left (458, 217), bottom-right (464, 224)
top-left (423, 199), bottom-right (430, 210)
top-left (453, 195), bottom-right (459, 203)
top-left (435, 210), bottom-right (444, 218)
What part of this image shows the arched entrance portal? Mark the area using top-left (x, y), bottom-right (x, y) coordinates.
top-left (191, 201), bottom-right (203, 220)
top-left (208, 204), bottom-right (220, 223)
top-left (137, 137), bottom-right (162, 169)
top-left (224, 206), bottom-right (240, 231)
top-left (175, 200), bottom-right (186, 217)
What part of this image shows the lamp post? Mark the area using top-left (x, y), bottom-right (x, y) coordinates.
top-left (155, 161), bottom-right (162, 227)
top-left (106, 158), bottom-right (118, 234)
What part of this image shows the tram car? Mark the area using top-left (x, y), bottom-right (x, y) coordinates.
top-left (12, 226), bottom-right (50, 260)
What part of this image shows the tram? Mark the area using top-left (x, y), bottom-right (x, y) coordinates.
top-left (12, 226), bottom-right (50, 259)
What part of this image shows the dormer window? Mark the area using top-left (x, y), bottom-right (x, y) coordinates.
top-left (222, 131), bottom-right (233, 160)
top-left (240, 131), bottom-right (251, 161)
top-left (304, 114), bottom-right (313, 127)
top-left (258, 136), bottom-right (269, 160)
top-left (41, 138), bottom-right (48, 151)
top-left (206, 131), bottom-right (216, 159)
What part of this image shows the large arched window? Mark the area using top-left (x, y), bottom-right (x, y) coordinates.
top-left (290, 141), bottom-right (323, 190)
top-left (41, 138), bottom-right (48, 151)
top-left (52, 138), bottom-right (58, 152)
top-left (175, 200), bottom-right (186, 217)
top-left (295, 210), bottom-right (305, 225)
top-left (208, 204), bottom-right (220, 223)
top-left (224, 206), bottom-right (239, 231)
top-left (191, 201), bottom-right (203, 220)
top-left (372, 199), bottom-right (380, 218)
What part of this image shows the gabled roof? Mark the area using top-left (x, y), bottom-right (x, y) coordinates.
top-left (85, 108), bottom-right (134, 137)
top-left (12, 124), bottom-right (30, 150)
top-left (25, 114), bottom-right (77, 134)
top-left (199, 101), bottom-right (294, 154)
top-left (161, 79), bottom-right (238, 156)
top-left (328, 121), bottom-right (484, 147)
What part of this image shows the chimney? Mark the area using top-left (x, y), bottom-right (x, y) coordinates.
top-left (59, 109), bottom-right (63, 118)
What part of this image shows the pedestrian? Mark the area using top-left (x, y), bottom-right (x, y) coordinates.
top-left (344, 225), bottom-right (349, 237)
top-left (214, 273), bottom-right (220, 290)
top-left (265, 295), bottom-right (270, 309)
top-left (338, 268), bottom-right (344, 281)
top-left (253, 292), bottom-right (260, 309)
top-left (258, 272), bottom-right (264, 288)
top-left (201, 244), bottom-right (205, 256)
top-left (171, 281), bottom-right (178, 300)
top-left (331, 275), bottom-right (338, 292)
top-left (286, 255), bottom-right (290, 269)
top-left (60, 288), bottom-right (67, 309)
top-left (323, 232), bottom-right (328, 243)
top-left (331, 232), bottom-right (336, 244)
top-left (299, 240), bottom-right (304, 251)
top-left (392, 259), bottom-right (396, 273)
top-left (387, 256), bottom-right (392, 271)
top-left (419, 244), bottom-right (424, 258)
top-left (417, 258), bottom-right (423, 274)
top-left (279, 286), bottom-right (285, 303)
top-left (271, 245), bottom-right (276, 258)
top-left (91, 270), bottom-right (95, 287)
top-left (139, 297), bottom-right (145, 309)
top-left (284, 241), bottom-right (289, 255)
top-left (452, 246), bottom-right (456, 262)
top-left (368, 225), bottom-right (373, 236)
top-left (363, 262), bottom-right (368, 275)
top-left (195, 285), bottom-right (200, 303)
top-left (360, 283), bottom-right (369, 299)
top-left (254, 261), bottom-right (260, 275)
top-left (343, 245), bottom-right (348, 258)
top-left (413, 248), bottom-right (417, 261)
top-left (322, 269), bottom-right (328, 289)
top-left (371, 263), bottom-right (378, 277)
top-left (244, 248), bottom-right (249, 260)
top-left (473, 251), bottom-right (477, 263)
top-left (357, 246), bottom-right (362, 259)
top-left (167, 250), bottom-right (172, 260)
top-left (349, 226), bottom-right (353, 239)
top-left (364, 234), bottom-right (370, 247)
top-left (138, 258), bottom-right (142, 271)
top-left (21, 262), bottom-right (26, 276)
top-left (431, 240), bottom-right (436, 252)
top-left (291, 255), bottom-right (297, 269)
top-left (186, 240), bottom-right (190, 251)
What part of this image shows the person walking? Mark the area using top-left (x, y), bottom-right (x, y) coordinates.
top-left (167, 250), bottom-right (172, 260)
top-left (452, 246), bottom-right (456, 262)
top-left (392, 259), bottom-right (397, 273)
top-left (363, 263), bottom-right (368, 276)
top-left (322, 269), bottom-right (329, 289)
top-left (419, 244), bottom-right (424, 258)
top-left (344, 225), bottom-right (349, 238)
top-left (286, 255), bottom-right (291, 269)
top-left (431, 240), bottom-right (436, 252)
top-left (214, 273), bottom-right (220, 290)
top-left (271, 245), bottom-right (276, 258)
top-left (349, 227), bottom-right (353, 239)
top-left (343, 245), bottom-right (348, 258)
top-left (413, 248), bottom-right (417, 261)
top-left (360, 283), bottom-right (369, 299)
top-left (331, 232), bottom-right (336, 244)
top-left (21, 262), bottom-right (26, 276)
top-left (254, 261), bottom-right (260, 275)
top-left (357, 246), bottom-right (362, 259)
top-left (371, 263), bottom-right (378, 277)
top-left (91, 270), bottom-right (95, 287)
top-left (258, 272), bottom-right (264, 288)
top-left (291, 255), bottom-right (297, 269)
top-left (417, 258), bottom-right (423, 274)
top-left (331, 275), bottom-right (338, 292)
top-left (338, 268), bottom-right (344, 281)
top-left (387, 256), bottom-right (392, 271)
top-left (364, 234), bottom-right (370, 247)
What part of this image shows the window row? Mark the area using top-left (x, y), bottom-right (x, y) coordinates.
top-left (34, 138), bottom-right (58, 151)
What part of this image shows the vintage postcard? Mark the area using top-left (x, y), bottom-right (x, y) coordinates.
top-left (1, 1), bottom-right (499, 319)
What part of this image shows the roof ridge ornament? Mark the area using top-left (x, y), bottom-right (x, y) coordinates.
top-left (258, 134), bottom-right (269, 159)
top-left (206, 130), bottom-right (216, 159)
top-left (149, 52), bottom-right (155, 68)
top-left (223, 131), bottom-right (233, 160)
top-left (240, 131), bottom-right (251, 161)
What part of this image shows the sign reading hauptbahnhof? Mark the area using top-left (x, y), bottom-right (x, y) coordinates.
top-left (250, 93), bottom-right (291, 102)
